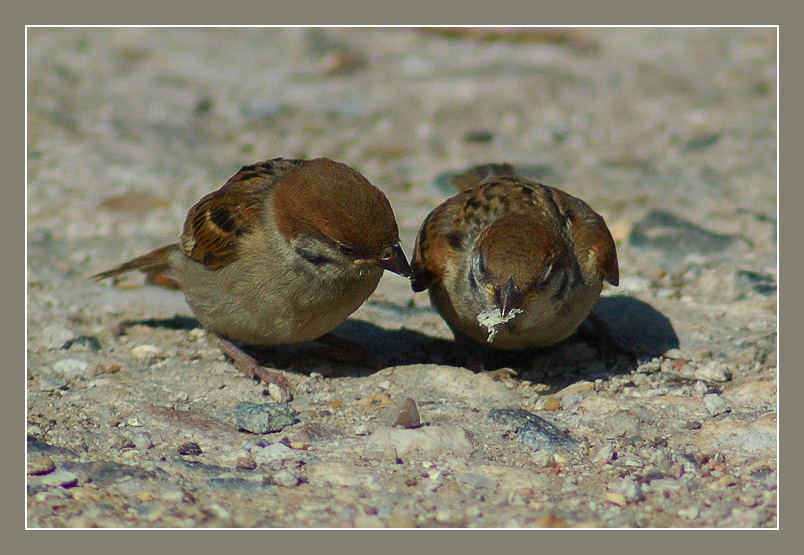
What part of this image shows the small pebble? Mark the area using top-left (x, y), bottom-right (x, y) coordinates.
top-left (132, 432), bottom-right (154, 450)
top-left (267, 382), bottom-right (291, 403)
top-left (27, 455), bottom-right (56, 475)
top-left (695, 360), bottom-right (731, 382)
top-left (252, 442), bottom-right (306, 468)
top-left (703, 394), bottom-right (729, 416)
top-left (39, 469), bottom-right (79, 488)
top-left (554, 381), bottom-right (595, 397)
top-left (693, 380), bottom-right (709, 396)
top-left (40, 324), bottom-right (76, 350)
top-left (623, 456), bottom-right (645, 468)
top-left (649, 479), bottom-right (684, 494)
top-left (233, 403), bottom-right (298, 434)
top-left (387, 397), bottom-right (421, 429)
top-left (593, 443), bottom-right (615, 464)
top-left (489, 408), bottom-right (579, 452)
top-left (608, 478), bottom-right (643, 504)
top-left (271, 469), bottom-right (300, 487)
top-left (131, 344), bottom-right (163, 363)
top-left (542, 397), bottom-right (561, 411)
top-left (177, 442), bottom-right (202, 456)
top-left (305, 461), bottom-right (382, 490)
top-left (240, 438), bottom-right (268, 451)
top-left (160, 488), bottom-right (190, 504)
top-left (637, 359), bottom-right (662, 374)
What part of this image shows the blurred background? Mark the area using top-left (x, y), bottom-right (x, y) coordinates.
top-left (28, 25), bottom-right (778, 351)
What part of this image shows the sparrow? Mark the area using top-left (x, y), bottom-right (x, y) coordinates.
top-left (93, 157), bottom-right (411, 400)
top-left (411, 163), bottom-right (618, 353)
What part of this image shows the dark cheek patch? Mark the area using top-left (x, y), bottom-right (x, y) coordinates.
top-left (210, 206), bottom-right (237, 233)
top-left (295, 245), bottom-right (333, 266)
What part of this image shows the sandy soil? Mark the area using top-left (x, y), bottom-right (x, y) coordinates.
top-left (27, 27), bottom-right (777, 528)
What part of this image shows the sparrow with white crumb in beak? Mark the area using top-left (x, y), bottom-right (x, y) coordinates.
top-left (411, 163), bottom-right (618, 353)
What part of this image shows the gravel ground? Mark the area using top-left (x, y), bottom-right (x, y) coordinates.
top-left (27, 27), bottom-right (777, 528)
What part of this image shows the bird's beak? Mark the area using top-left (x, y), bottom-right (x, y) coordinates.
top-left (357, 243), bottom-right (411, 278)
top-left (494, 277), bottom-right (523, 317)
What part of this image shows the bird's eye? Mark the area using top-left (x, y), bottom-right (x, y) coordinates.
top-left (337, 244), bottom-right (357, 256)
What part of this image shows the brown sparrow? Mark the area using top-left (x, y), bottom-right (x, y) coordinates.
top-left (94, 157), bottom-right (411, 400)
top-left (411, 163), bottom-right (618, 352)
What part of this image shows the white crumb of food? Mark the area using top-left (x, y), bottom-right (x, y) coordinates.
top-left (476, 307), bottom-right (522, 342)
